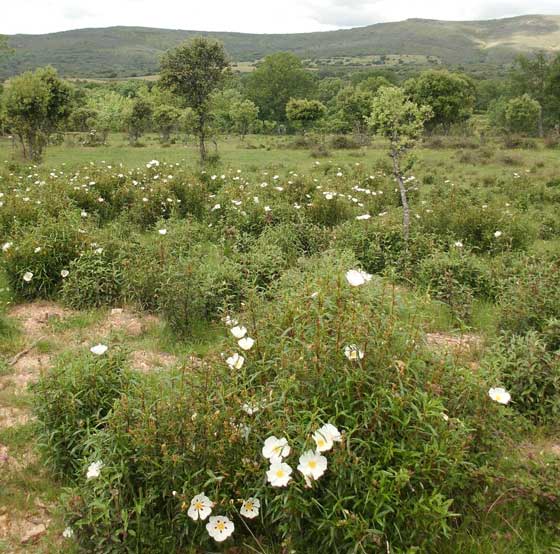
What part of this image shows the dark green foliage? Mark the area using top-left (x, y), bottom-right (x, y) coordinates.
top-left (160, 38), bottom-right (230, 162)
top-left (125, 97), bottom-right (153, 145)
top-left (484, 332), bottom-right (560, 423)
top-left (3, 66), bottom-right (74, 160)
top-left (32, 348), bottom-right (136, 479)
top-left (158, 244), bottom-right (242, 335)
top-left (61, 250), bottom-right (124, 309)
top-left (245, 53), bottom-right (315, 123)
top-left (498, 257), bottom-right (560, 349)
top-left (404, 70), bottom-right (476, 131)
top-left (2, 214), bottom-right (88, 300)
top-left (418, 251), bottom-right (495, 321)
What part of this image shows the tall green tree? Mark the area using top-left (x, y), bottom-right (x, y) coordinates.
top-left (125, 97), bottom-right (153, 145)
top-left (286, 98), bottom-right (326, 133)
top-left (153, 104), bottom-right (182, 144)
top-left (160, 38), bottom-right (230, 163)
top-left (230, 99), bottom-right (259, 139)
top-left (334, 86), bottom-right (373, 135)
top-left (405, 70), bottom-right (475, 132)
top-left (4, 66), bottom-right (73, 161)
top-left (367, 86), bottom-right (432, 242)
top-left (245, 53), bottom-right (314, 123)
top-left (488, 94), bottom-right (542, 137)
top-left (512, 52), bottom-right (549, 136)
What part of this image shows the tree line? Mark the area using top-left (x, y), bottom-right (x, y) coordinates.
top-left (1, 37), bottom-right (560, 162)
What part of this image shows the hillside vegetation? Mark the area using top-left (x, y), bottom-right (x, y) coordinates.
top-left (1, 14), bottom-right (560, 79)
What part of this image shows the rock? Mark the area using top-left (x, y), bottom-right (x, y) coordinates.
top-left (20, 523), bottom-right (47, 544)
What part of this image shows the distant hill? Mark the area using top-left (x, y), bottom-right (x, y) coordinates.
top-left (1, 14), bottom-right (560, 79)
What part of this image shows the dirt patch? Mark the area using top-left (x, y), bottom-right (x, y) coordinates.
top-left (425, 332), bottom-right (482, 354)
top-left (8, 302), bottom-right (72, 340)
top-left (520, 439), bottom-right (560, 460)
top-left (0, 509), bottom-right (51, 546)
top-left (0, 406), bottom-right (32, 428)
top-left (95, 308), bottom-right (160, 338)
top-left (130, 350), bottom-right (178, 372)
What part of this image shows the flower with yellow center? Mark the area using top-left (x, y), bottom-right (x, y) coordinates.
top-left (313, 423), bottom-right (342, 452)
top-left (206, 515), bottom-right (234, 542)
top-left (266, 460), bottom-right (292, 487)
top-left (262, 436), bottom-right (290, 461)
top-left (488, 387), bottom-right (511, 405)
top-left (187, 493), bottom-right (213, 521)
top-left (297, 450), bottom-right (328, 481)
top-left (344, 344), bottom-right (364, 361)
top-left (240, 497), bottom-right (260, 519)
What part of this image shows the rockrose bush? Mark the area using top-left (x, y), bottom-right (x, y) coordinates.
top-left (1, 213), bottom-right (90, 300)
top-left (52, 252), bottom-right (508, 553)
top-left (32, 347), bottom-right (137, 479)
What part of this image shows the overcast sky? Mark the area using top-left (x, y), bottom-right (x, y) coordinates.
top-left (2, 0), bottom-right (560, 35)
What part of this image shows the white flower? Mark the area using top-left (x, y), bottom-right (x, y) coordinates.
top-left (2, 242), bottom-right (12, 252)
top-left (356, 214), bottom-right (371, 220)
top-left (86, 460), bottom-right (103, 480)
top-left (297, 450), bottom-right (328, 481)
top-left (240, 497), bottom-right (260, 519)
top-left (494, 231), bottom-right (503, 238)
top-left (187, 493), bottom-right (213, 521)
top-left (344, 344), bottom-right (364, 361)
top-left (238, 337), bottom-right (254, 351)
top-left (313, 423), bottom-right (342, 452)
top-left (34, 247), bottom-right (42, 253)
top-left (489, 387), bottom-right (511, 405)
top-left (454, 241), bottom-right (464, 248)
top-left (230, 325), bottom-right (247, 339)
top-left (226, 353), bottom-right (244, 370)
top-left (206, 515), bottom-right (234, 542)
top-left (61, 269), bottom-right (69, 278)
top-left (345, 269), bottom-right (372, 287)
top-left (158, 229), bottom-right (167, 235)
top-left (242, 401), bottom-right (260, 415)
top-left (90, 344), bottom-right (108, 356)
top-left (62, 527), bottom-right (74, 539)
top-left (223, 315), bottom-right (238, 327)
top-left (94, 247), bottom-right (104, 254)
top-left (262, 436), bottom-right (290, 460)
top-left (266, 460), bottom-right (292, 487)
top-left (23, 271), bottom-right (33, 283)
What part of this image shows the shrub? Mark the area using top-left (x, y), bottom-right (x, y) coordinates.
top-left (2, 213), bottom-right (88, 300)
top-left (498, 256), bottom-right (560, 349)
top-left (331, 220), bottom-right (442, 278)
top-left (330, 135), bottom-right (360, 149)
top-left (32, 348), bottom-right (136, 479)
top-left (59, 251), bottom-right (506, 553)
top-left (417, 251), bottom-right (496, 322)
top-left (483, 332), bottom-right (560, 424)
top-left (61, 249), bottom-right (124, 309)
top-left (419, 198), bottom-right (534, 253)
top-left (158, 244), bottom-right (243, 335)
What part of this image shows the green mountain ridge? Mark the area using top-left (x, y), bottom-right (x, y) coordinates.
top-left (2, 14), bottom-right (560, 79)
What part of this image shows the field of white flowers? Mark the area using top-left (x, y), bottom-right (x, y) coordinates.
top-left (0, 153), bottom-right (559, 553)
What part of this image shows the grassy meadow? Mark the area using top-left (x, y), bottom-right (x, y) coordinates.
top-left (0, 133), bottom-right (559, 553)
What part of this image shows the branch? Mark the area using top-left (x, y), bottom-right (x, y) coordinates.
top-left (9, 336), bottom-right (46, 367)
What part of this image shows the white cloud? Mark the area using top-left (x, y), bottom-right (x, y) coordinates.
top-left (0, 0), bottom-right (558, 35)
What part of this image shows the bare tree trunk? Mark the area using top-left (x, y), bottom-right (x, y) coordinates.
top-left (198, 113), bottom-right (207, 164)
top-left (391, 148), bottom-right (410, 243)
